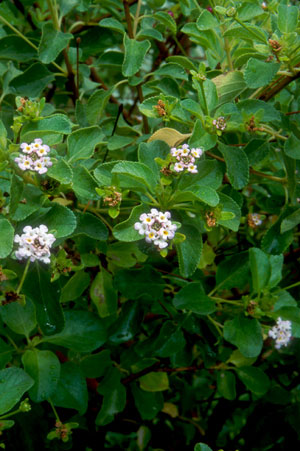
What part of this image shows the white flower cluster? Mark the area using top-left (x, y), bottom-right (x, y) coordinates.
top-left (268, 317), bottom-right (292, 349)
top-left (15, 138), bottom-right (52, 174)
top-left (250, 213), bottom-right (262, 226)
top-left (14, 225), bottom-right (56, 264)
top-left (134, 209), bottom-right (177, 249)
top-left (170, 144), bottom-right (203, 174)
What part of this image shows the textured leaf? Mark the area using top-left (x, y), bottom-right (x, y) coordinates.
top-left (277, 4), bottom-right (298, 33)
top-left (244, 59), bottom-right (280, 89)
top-left (176, 224), bottom-right (203, 278)
top-left (0, 35), bottom-right (37, 61)
top-left (22, 350), bottom-right (60, 403)
top-left (72, 165), bottom-right (99, 200)
top-left (0, 218), bottom-right (14, 258)
top-left (122, 34), bottom-right (151, 77)
top-left (249, 248), bottom-right (270, 294)
top-left (284, 133), bottom-right (300, 160)
top-left (224, 315), bottom-right (263, 358)
top-left (90, 267), bottom-right (117, 318)
top-left (68, 126), bottom-right (105, 162)
top-left (71, 211), bottom-right (108, 241)
top-left (173, 282), bottom-right (216, 315)
top-left (0, 298), bottom-right (36, 338)
top-left (0, 367), bottom-right (34, 415)
top-left (218, 193), bottom-right (241, 232)
top-left (217, 371), bottom-right (236, 401)
top-left (42, 310), bottom-right (107, 352)
top-left (10, 63), bottom-right (55, 98)
top-left (60, 271), bottom-right (91, 303)
top-left (237, 367), bottom-right (270, 396)
top-left (139, 372), bottom-right (169, 392)
top-left (38, 23), bottom-right (72, 63)
top-left (47, 159), bottom-right (73, 185)
top-left (112, 161), bottom-right (157, 192)
top-left (213, 71), bottom-right (247, 106)
top-left (112, 204), bottom-right (147, 242)
top-left (197, 10), bottom-right (219, 30)
top-left (219, 143), bottom-right (249, 189)
top-left (52, 362), bottom-right (88, 414)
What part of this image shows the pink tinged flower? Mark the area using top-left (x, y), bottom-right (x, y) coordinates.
top-left (36, 146), bottom-right (49, 157)
top-left (154, 239), bottom-right (168, 249)
top-left (20, 142), bottom-right (33, 154)
top-left (150, 208), bottom-right (159, 216)
top-left (187, 164), bottom-right (198, 173)
top-left (33, 161), bottom-right (47, 174)
top-left (174, 162), bottom-right (184, 172)
top-left (41, 156), bottom-right (52, 167)
top-left (181, 144), bottom-right (189, 150)
top-left (191, 148), bottom-right (203, 158)
top-left (34, 138), bottom-right (43, 145)
top-left (134, 222), bottom-right (146, 235)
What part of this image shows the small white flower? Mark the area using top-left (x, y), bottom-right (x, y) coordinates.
top-left (14, 224), bottom-right (56, 264)
top-left (20, 142), bottom-right (33, 154)
top-left (268, 317), bottom-right (292, 349)
top-left (15, 138), bottom-right (52, 174)
top-left (15, 155), bottom-right (33, 171)
top-left (187, 163), bottom-right (198, 173)
top-left (36, 145), bottom-right (50, 157)
top-left (191, 147), bottom-right (203, 158)
top-left (134, 209), bottom-right (177, 251)
top-left (174, 162), bottom-right (184, 172)
top-left (251, 213), bottom-right (262, 226)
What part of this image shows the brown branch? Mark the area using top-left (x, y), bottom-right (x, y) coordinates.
top-left (122, 363), bottom-right (200, 385)
top-left (63, 49), bottom-right (78, 104)
top-left (286, 110), bottom-right (300, 115)
top-left (258, 63), bottom-right (300, 101)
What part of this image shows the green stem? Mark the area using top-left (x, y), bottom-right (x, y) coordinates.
top-left (0, 408), bottom-right (22, 420)
top-left (191, 0), bottom-right (201, 11)
top-left (48, 398), bottom-right (61, 422)
top-left (234, 17), bottom-right (260, 39)
top-left (133, 0), bottom-right (142, 37)
top-left (207, 315), bottom-right (223, 336)
top-left (46, 0), bottom-right (60, 31)
top-left (199, 80), bottom-right (209, 115)
top-left (276, 280), bottom-right (300, 292)
top-left (16, 259), bottom-right (31, 295)
top-left (211, 296), bottom-right (242, 306)
top-left (145, 192), bottom-right (159, 205)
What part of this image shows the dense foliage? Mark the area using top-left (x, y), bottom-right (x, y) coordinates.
top-left (0, 0), bottom-right (300, 449)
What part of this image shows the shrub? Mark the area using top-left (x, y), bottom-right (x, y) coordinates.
top-left (0, 0), bottom-right (300, 449)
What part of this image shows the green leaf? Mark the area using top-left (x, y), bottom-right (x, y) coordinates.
top-left (10, 63), bottom-right (55, 98)
top-left (99, 18), bottom-right (125, 34)
top-left (218, 193), bottom-right (241, 232)
top-left (52, 362), bottom-right (88, 414)
top-left (114, 266), bottom-right (164, 301)
top-left (108, 300), bottom-right (141, 344)
top-left (22, 349), bottom-right (60, 403)
top-left (139, 372), bottom-right (169, 392)
top-left (224, 315), bottom-right (263, 358)
top-left (47, 159), bottom-right (73, 185)
top-left (178, 160), bottom-right (223, 191)
top-left (79, 350), bottom-right (111, 378)
top-left (249, 248), bottom-right (270, 294)
top-left (197, 10), bottom-right (219, 30)
top-left (156, 63), bottom-right (188, 81)
top-left (236, 99), bottom-right (280, 122)
top-left (138, 139), bottom-right (170, 177)
top-left (277, 4), bottom-right (298, 33)
top-left (122, 34), bottom-right (151, 77)
top-left (112, 204), bottom-right (147, 242)
top-left (0, 298), bottom-right (36, 338)
top-left (176, 224), bottom-right (203, 278)
top-left (244, 59), bottom-right (280, 89)
top-left (262, 208), bottom-right (294, 255)
top-left (132, 384), bottom-right (164, 420)
top-left (218, 143), bottom-right (249, 190)
top-left (0, 367), bottom-right (34, 415)
top-left (194, 78), bottom-right (218, 114)
top-left (60, 271), bottom-right (91, 303)
top-left (237, 366), bottom-right (270, 396)
top-left (237, 2), bottom-right (265, 21)
top-left (281, 209), bottom-right (300, 233)
top-left (224, 23), bottom-right (268, 44)
top-left (86, 88), bottom-right (113, 125)
top-left (153, 321), bottom-right (186, 358)
top-left (38, 23), bottom-right (72, 63)
top-left (36, 203), bottom-right (77, 238)
top-left (188, 118), bottom-right (218, 151)
top-left (0, 35), bottom-right (37, 62)
top-left (194, 444), bottom-right (213, 451)
top-left (72, 165), bottom-right (99, 200)
top-left (42, 310), bottom-right (107, 352)
top-left (213, 71), bottom-right (247, 106)
top-left (268, 254), bottom-right (284, 289)
top-left (173, 282), bottom-right (216, 315)
top-left (217, 371), bottom-right (236, 400)
top-left (180, 185), bottom-right (219, 207)
top-left (0, 217), bottom-right (14, 258)
top-left (90, 267), bottom-right (118, 318)
top-left (154, 11), bottom-right (177, 34)
top-left (71, 211), bottom-right (108, 241)
top-left (67, 126), bottom-right (105, 162)
top-left (21, 114), bottom-right (74, 142)
top-left (112, 161), bottom-right (156, 192)
top-left (284, 133), bottom-right (300, 160)
top-left (0, 338), bottom-right (13, 370)
top-left (23, 266), bottom-right (65, 336)
top-left (96, 368), bottom-right (126, 425)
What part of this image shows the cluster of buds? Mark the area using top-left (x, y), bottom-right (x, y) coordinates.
top-left (14, 225), bottom-right (56, 264)
top-left (248, 213), bottom-right (262, 228)
top-left (134, 209), bottom-right (177, 249)
top-left (268, 317), bottom-right (292, 349)
top-left (154, 99), bottom-right (167, 117)
top-left (103, 187), bottom-right (122, 207)
top-left (170, 144), bottom-right (203, 174)
top-left (212, 116), bottom-right (226, 131)
top-left (14, 138), bottom-right (52, 174)
top-left (205, 211), bottom-right (216, 228)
